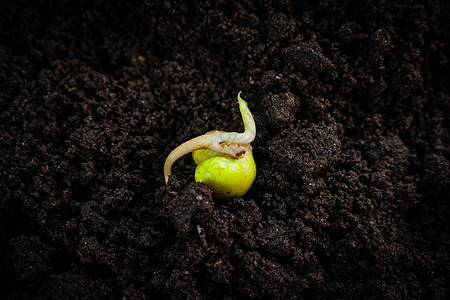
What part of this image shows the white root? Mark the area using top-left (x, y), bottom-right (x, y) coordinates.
top-left (163, 92), bottom-right (256, 183)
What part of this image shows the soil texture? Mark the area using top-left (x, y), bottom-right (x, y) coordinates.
top-left (1, 0), bottom-right (449, 299)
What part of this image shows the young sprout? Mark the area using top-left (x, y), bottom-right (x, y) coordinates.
top-left (164, 92), bottom-right (256, 198)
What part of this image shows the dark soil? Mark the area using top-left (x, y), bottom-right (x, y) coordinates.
top-left (1, 0), bottom-right (449, 299)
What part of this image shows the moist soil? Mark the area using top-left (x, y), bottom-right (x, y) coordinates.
top-left (1, 0), bottom-right (449, 299)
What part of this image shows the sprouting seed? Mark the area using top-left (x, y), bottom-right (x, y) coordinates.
top-left (164, 92), bottom-right (256, 198)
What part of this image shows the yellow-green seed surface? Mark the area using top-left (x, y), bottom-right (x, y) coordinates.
top-left (192, 149), bottom-right (223, 165)
top-left (193, 149), bottom-right (256, 198)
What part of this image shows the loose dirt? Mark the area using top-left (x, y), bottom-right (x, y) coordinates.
top-left (1, 1), bottom-right (449, 298)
